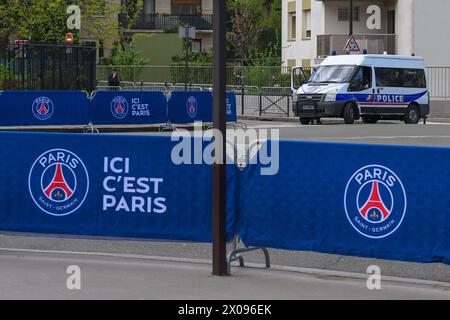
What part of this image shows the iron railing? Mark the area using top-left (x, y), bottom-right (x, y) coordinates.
top-left (119, 13), bottom-right (213, 31)
top-left (96, 65), bottom-right (450, 99)
top-left (317, 34), bottom-right (396, 57)
top-left (96, 65), bottom-right (304, 88)
top-left (3, 54), bottom-right (450, 100)
top-left (0, 42), bottom-right (96, 91)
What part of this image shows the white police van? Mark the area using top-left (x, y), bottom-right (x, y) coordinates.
top-left (292, 55), bottom-right (429, 125)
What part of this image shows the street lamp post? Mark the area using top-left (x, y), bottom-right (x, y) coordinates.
top-left (349, 0), bottom-right (354, 37)
top-left (184, 25), bottom-right (189, 91)
top-left (212, 0), bottom-right (227, 276)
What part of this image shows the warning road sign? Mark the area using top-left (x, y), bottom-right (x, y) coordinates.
top-left (344, 35), bottom-right (360, 52)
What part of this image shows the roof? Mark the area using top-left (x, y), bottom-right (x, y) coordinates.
top-left (320, 54), bottom-right (425, 68)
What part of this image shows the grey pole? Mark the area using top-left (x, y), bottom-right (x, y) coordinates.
top-left (212, 0), bottom-right (227, 276)
top-left (349, 0), bottom-right (354, 36)
top-left (185, 25), bottom-right (189, 91)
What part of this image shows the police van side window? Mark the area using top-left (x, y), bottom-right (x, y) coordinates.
top-left (348, 66), bottom-right (372, 91)
top-left (375, 68), bottom-right (426, 88)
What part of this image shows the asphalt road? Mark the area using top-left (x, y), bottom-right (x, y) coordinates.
top-left (113, 119), bottom-right (450, 147)
top-left (1, 249), bottom-right (449, 300)
top-left (1, 119), bottom-right (450, 297)
top-left (249, 119), bottom-right (450, 147)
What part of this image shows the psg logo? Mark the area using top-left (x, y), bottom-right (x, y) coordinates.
top-left (32, 97), bottom-right (54, 120)
top-left (111, 96), bottom-right (129, 119)
top-left (28, 149), bottom-right (89, 217)
top-left (186, 96), bottom-right (198, 119)
top-left (344, 165), bottom-right (407, 239)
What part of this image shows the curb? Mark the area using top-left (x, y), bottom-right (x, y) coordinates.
top-left (238, 115), bottom-right (299, 123)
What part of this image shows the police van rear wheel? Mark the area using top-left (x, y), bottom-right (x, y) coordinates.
top-left (300, 118), bottom-right (311, 125)
top-left (404, 105), bottom-right (420, 124)
top-left (343, 103), bottom-right (357, 124)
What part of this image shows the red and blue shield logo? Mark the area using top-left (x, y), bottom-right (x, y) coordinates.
top-left (186, 96), bottom-right (198, 119)
top-left (28, 149), bottom-right (89, 217)
top-left (344, 165), bottom-right (407, 239)
top-left (111, 96), bottom-right (129, 119)
top-left (32, 97), bottom-right (54, 120)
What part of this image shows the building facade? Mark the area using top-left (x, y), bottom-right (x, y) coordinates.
top-left (119, 0), bottom-right (213, 65)
top-left (282, 0), bottom-right (450, 68)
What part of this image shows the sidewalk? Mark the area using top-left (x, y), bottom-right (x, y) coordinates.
top-left (0, 249), bottom-right (449, 300)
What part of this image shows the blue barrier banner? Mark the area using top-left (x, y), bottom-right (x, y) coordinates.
top-left (90, 91), bottom-right (168, 125)
top-left (0, 132), bottom-right (236, 242)
top-left (169, 91), bottom-right (213, 124)
top-left (0, 91), bottom-right (89, 126)
top-left (168, 91), bottom-right (238, 124)
top-left (226, 92), bottom-right (238, 123)
top-left (238, 141), bottom-right (450, 265)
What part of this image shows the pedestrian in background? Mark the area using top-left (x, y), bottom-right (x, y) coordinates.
top-left (108, 68), bottom-right (120, 89)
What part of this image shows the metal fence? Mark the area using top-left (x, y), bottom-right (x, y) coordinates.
top-left (96, 65), bottom-right (450, 100)
top-left (426, 68), bottom-right (450, 100)
top-left (317, 34), bottom-right (396, 57)
top-left (96, 65), bottom-right (300, 88)
top-left (0, 42), bottom-right (96, 91)
top-left (93, 81), bottom-right (294, 117)
top-left (119, 13), bottom-right (213, 31)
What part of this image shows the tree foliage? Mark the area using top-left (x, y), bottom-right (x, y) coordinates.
top-left (101, 42), bottom-right (150, 66)
top-left (227, 0), bottom-right (281, 66)
top-left (0, 0), bottom-right (123, 50)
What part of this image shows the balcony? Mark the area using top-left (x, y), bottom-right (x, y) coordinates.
top-left (317, 34), bottom-right (396, 57)
top-left (119, 14), bottom-right (213, 31)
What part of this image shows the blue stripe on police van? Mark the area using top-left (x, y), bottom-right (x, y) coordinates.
top-left (336, 90), bottom-right (428, 104)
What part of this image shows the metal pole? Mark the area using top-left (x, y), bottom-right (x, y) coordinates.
top-left (349, 0), bottom-right (354, 37)
top-left (185, 25), bottom-right (189, 91)
top-left (212, 0), bottom-right (227, 276)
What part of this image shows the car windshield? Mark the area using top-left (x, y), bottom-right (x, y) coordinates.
top-left (308, 65), bottom-right (356, 84)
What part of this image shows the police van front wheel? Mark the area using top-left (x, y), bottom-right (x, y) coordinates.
top-left (404, 105), bottom-right (420, 124)
top-left (343, 103), bottom-right (358, 124)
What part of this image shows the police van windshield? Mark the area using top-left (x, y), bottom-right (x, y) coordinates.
top-left (308, 65), bottom-right (355, 84)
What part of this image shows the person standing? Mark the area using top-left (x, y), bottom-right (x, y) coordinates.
top-left (108, 68), bottom-right (120, 88)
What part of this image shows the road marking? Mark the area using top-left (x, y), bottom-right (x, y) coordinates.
top-left (245, 124), bottom-right (302, 129)
top-left (427, 122), bottom-right (450, 126)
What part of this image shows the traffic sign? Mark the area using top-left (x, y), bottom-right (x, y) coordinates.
top-left (344, 35), bottom-right (360, 52)
top-left (66, 33), bottom-right (74, 45)
top-left (179, 26), bottom-right (196, 39)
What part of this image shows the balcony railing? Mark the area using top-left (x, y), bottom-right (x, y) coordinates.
top-left (119, 13), bottom-right (213, 31)
top-left (317, 34), bottom-right (397, 57)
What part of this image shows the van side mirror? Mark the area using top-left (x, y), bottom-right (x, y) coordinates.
top-left (348, 80), bottom-right (364, 92)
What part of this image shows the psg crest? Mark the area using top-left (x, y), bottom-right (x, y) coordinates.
top-left (111, 96), bottom-right (129, 119)
top-left (186, 96), bottom-right (198, 119)
top-left (28, 149), bottom-right (89, 216)
top-left (32, 97), bottom-right (54, 120)
top-left (344, 165), bottom-right (407, 239)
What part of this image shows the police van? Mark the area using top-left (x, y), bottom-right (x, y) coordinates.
top-left (291, 54), bottom-right (429, 125)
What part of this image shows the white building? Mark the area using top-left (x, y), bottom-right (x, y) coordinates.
top-left (282, 0), bottom-right (450, 68)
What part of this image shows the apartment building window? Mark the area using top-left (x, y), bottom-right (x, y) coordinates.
top-left (303, 9), bottom-right (311, 39)
top-left (144, 0), bottom-right (155, 14)
top-left (288, 13), bottom-right (297, 41)
top-left (172, 0), bottom-right (202, 15)
top-left (338, 7), bottom-right (360, 21)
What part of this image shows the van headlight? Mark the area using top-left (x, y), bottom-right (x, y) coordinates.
top-left (324, 89), bottom-right (339, 102)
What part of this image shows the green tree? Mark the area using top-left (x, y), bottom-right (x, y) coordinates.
top-left (0, 0), bottom-right (123, 51)
top-left (110, 43), bottom-right (150, 66)
top-left (227, 0), bottom-right (281, 66)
